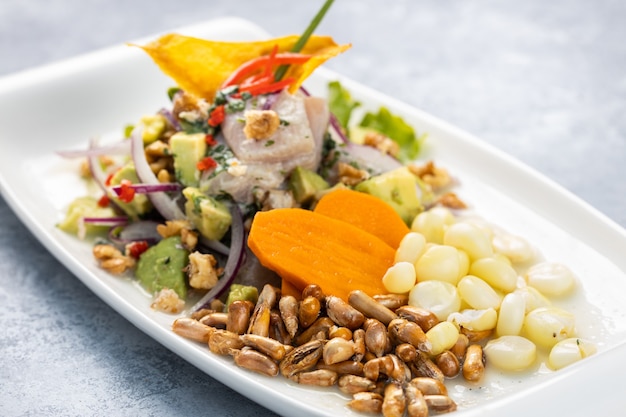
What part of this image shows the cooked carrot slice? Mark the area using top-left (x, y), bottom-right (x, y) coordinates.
top-left (314, 188), bottom-right (409, 249)
top-left (248, 208), bottom-right (394, 301)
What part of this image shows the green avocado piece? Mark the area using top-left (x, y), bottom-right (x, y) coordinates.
top-left (57, 196), bottom-right (117, 236)
top-left (170, 132), bottom-right (207, 187)
top-left (354, 166), bottom-right (423, 225)
top-left (289, 166), bottom-right (330, 204)
top-left (136, 236), bottom-right (189, 299)
top-left (225, 284), bottom-right (259, 309)
top-left (108, 162), bottom-right (152, 218)
top-left (183, 187), bottom-right (232, 241)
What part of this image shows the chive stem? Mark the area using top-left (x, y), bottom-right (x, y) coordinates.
top-left (274, 0), bottom-right (334, 81)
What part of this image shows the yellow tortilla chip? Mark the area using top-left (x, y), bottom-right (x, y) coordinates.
top-left (137, 33), bottom-right (350, 101)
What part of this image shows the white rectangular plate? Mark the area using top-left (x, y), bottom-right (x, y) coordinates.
top-left (1, 17), bottom-right (626, 417)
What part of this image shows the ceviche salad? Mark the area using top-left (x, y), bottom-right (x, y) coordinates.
top-left (56, 1), bottom-right (595, 415)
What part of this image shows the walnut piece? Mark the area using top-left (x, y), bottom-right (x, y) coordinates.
top-left (409, 160), bottom-right (452, 190)
top-left (186, 251), bottom-right (221, 290)
top-left (363, 131), bottom-right (400, 158)
top-left (93, 244), bottom-right (135, 274)
top-left (338, 162), bottom-right (370, 186)
top-left (151, 288), bottom-right (185, 314)
top-left (243, 110), bottom-right (281, 140)
top-left (157, 220), bottom-right (194, 239)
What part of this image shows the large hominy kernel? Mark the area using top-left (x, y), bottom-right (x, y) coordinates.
top-left (382, 262), bottom-right (417, 294)
top-left (409, 280), bottom-right (461, 321)
top-left (448, 308), bottom-right (497, 332)
top-left (395, 232), bottom-right (427, 265)
top-left (469, 257), bottom-right (517, 293)
top-left (548, 338), bottom-right (597, 370)
top-left (444, 222), bottom-right (493, 261)
top-left (457, 275), bottom-right (503, 310)
top-left (426, 322), bottom-right (460, 356)
top-left (526, 262), bottom-right (576, 296)
top-left (496, 292), bottom-right (526, 336)
top-left (484, 335), bottom-right (537, 371)
top-left (492, 232), bottom-right (534, 264)
top-left (515, 286), bottom-right (552, 314)
top-left (411, 211), bottom-right (446, 244)
top-left (524, 307), bottom-right (576, 348)
top-left (414, 245), bottom-right (461, 285)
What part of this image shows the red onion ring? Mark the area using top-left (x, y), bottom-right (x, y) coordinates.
top-left (109, 220), bottom-right (162, 246)
top-left (110, 182), bottom-right (182, 196)
top-left (191, 203), bottom-right (246, 311)
top-left (57, 139), bottom-right (131, 158)
top-left (130, 128), bottom-right (186, 221)
top-left (82, 216), bottom-right (128, 226)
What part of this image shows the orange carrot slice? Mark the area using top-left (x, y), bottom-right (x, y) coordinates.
top-left (314, 188), bottom-right (409, 249)
top-left (248, 208), bottom-right (394, 301)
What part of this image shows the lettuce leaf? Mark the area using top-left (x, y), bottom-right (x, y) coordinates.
top-left (328, 80), bottom-right (360, 132)
top-left (359, 107), bottom-right (424, 163)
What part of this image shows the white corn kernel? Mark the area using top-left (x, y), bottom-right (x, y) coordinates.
top-left (457, 275), bottom-right (503, 310)
top-left (457, 250), bottom-right (470, 279)
top-left (548, 338), bottom-right (596, 370)
top-left (382, 262), bottom-right (417, 294)
top-left (414, 244), bottom-right (461, 285)
top-left (444, 222), bottom-right (493, 261)
top-left (447, 308), bottom-right (497, 332)
top-left (395, 232), bottom-right (427, 265)
top-left (469, 257), bottom-right (518, 293)
top-left (496, 292), bottom-right (526, 336)
top-left (411, 211), bottom-right (446, 244)
top-left (492, 232), bottom-right (534, 264)
top-left (484, 335), bottom-right (537, 371)
top-left (426, 321), bottom-right (460, 356)
top-left (514, 286), bottom-right (552, 314)
top-left (525, 262), bottom-right (576, 297)
top-left (409, 280), bottom-right (461, 321)
top-left (524, 307), bottom-right (576, 348)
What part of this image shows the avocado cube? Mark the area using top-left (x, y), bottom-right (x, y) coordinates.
top-left (289, 166), bottom-right (330, 204)
top-left (170, 132), bottom-right (208, 187)
top-left (108, 162), bottom-right (152, 218)
top-left (183, 187), bottom-right (232, 241)
top-left (355, 166), bottom-right (423, 225)
top-left (136, 236), bottom-right (189, 299)
top-left (57, 196), bottom-right (117, 236)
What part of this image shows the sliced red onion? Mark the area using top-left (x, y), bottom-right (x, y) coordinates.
top-left (261, 92), bottom-right (280, 110)
top-left (345, 142), bottom-right (403, 173)
top-left (110, 182), bottom-right (182, 196)
top-left (158, 108), bottom-right (181, 132)
top-left (191, 203), bottom-right (246, 311)
top-left (130, 128), bottom-right (186, 220)
top-left (198, 236), bottom-right (231, 256)
top-left (109, 220), bottom-right (162, 246)
top-left (82, 216), bottom-right (128, 226)
top-left (57, 139), bottom-right (131, 158)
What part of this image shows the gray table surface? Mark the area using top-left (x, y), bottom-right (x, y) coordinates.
top-left (1, 1), bottom-right (625, 416)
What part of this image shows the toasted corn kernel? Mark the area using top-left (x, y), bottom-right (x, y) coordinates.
top-left (410, 351), bottom-right (445, 383)
top-left (347, 392), bottom-right (383, 414)
top-left (436, 351), bottom-right (460, 378)
top-left (172, 318), bottom-right (215, 343)
top-left (326, 295), bottom-right (365, 329)
top-left (405, 383), bottom-right (428, 417)
top-left (382, 382), bottom-right (406, 417)
top-left (278, 295), bottom-right (299, 338)
top-left (241, 334), bottom-right (287, 361)
top-left (291, 369), bottom-right (338, 386)
top-left (424, 394), bottom-right (457, 413)
top-left (462, 344), bottom-right (485, 382)
top-left (329, 325), bottom-right (353, 341)
top-left (279, 339), bottom-right (324, 379)
top-left (227, 300), bottom-right (254, 335)
top-left (388, 318), bottom-right (431, 353)
top-left (317, 360), bottom-right (364, 376)
top-left (323, 337), bottom-right (356, 365)
top-left (208, 329), bottom-right (244, 356)
top-left (232, 347), bottom-right (279, 377)
top-left (395, 305), bottom-right (439, 332)
top-left (373, 294), bottom-right (409, 310)
top-left (408, 377), bottom-right (448, 396)
top-left (299, 296), bottom-right (322, 329)
top-left (199, 312), bottom-right (229, 329)
top-left (295, 317), bottom-right (334, 345)
top-left (348, 290), bottom-right (398, 325)
top-left (338, 374), bottom-right (376, 395)
top-left (449, 334), bottom-right (470, 364)
top-left (364, 318), bottom-right (390, 358)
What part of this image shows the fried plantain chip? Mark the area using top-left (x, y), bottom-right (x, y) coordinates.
top-left (136, 33), bottom-right (350, 101)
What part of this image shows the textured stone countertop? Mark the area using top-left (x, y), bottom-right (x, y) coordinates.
top-left (1, 1), bottom-right (625, 416)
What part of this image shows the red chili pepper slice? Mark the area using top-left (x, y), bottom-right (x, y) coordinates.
top-left (239, 77), bottom-right (296, 96)
top-left (126, 240), bottom-right (149, 259)
top-left (118, 179), bottom-right (136, 203)
top-left (208, 105), bottom-right (225, 127)
top-left (97, 195), bottom-right (110, 207)
top-left (205, 134), bottom-right (217, 146)
top-left (197, 157), bottom-right (217, 171)
top-left (221, 52), bottom-right (312, 88)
